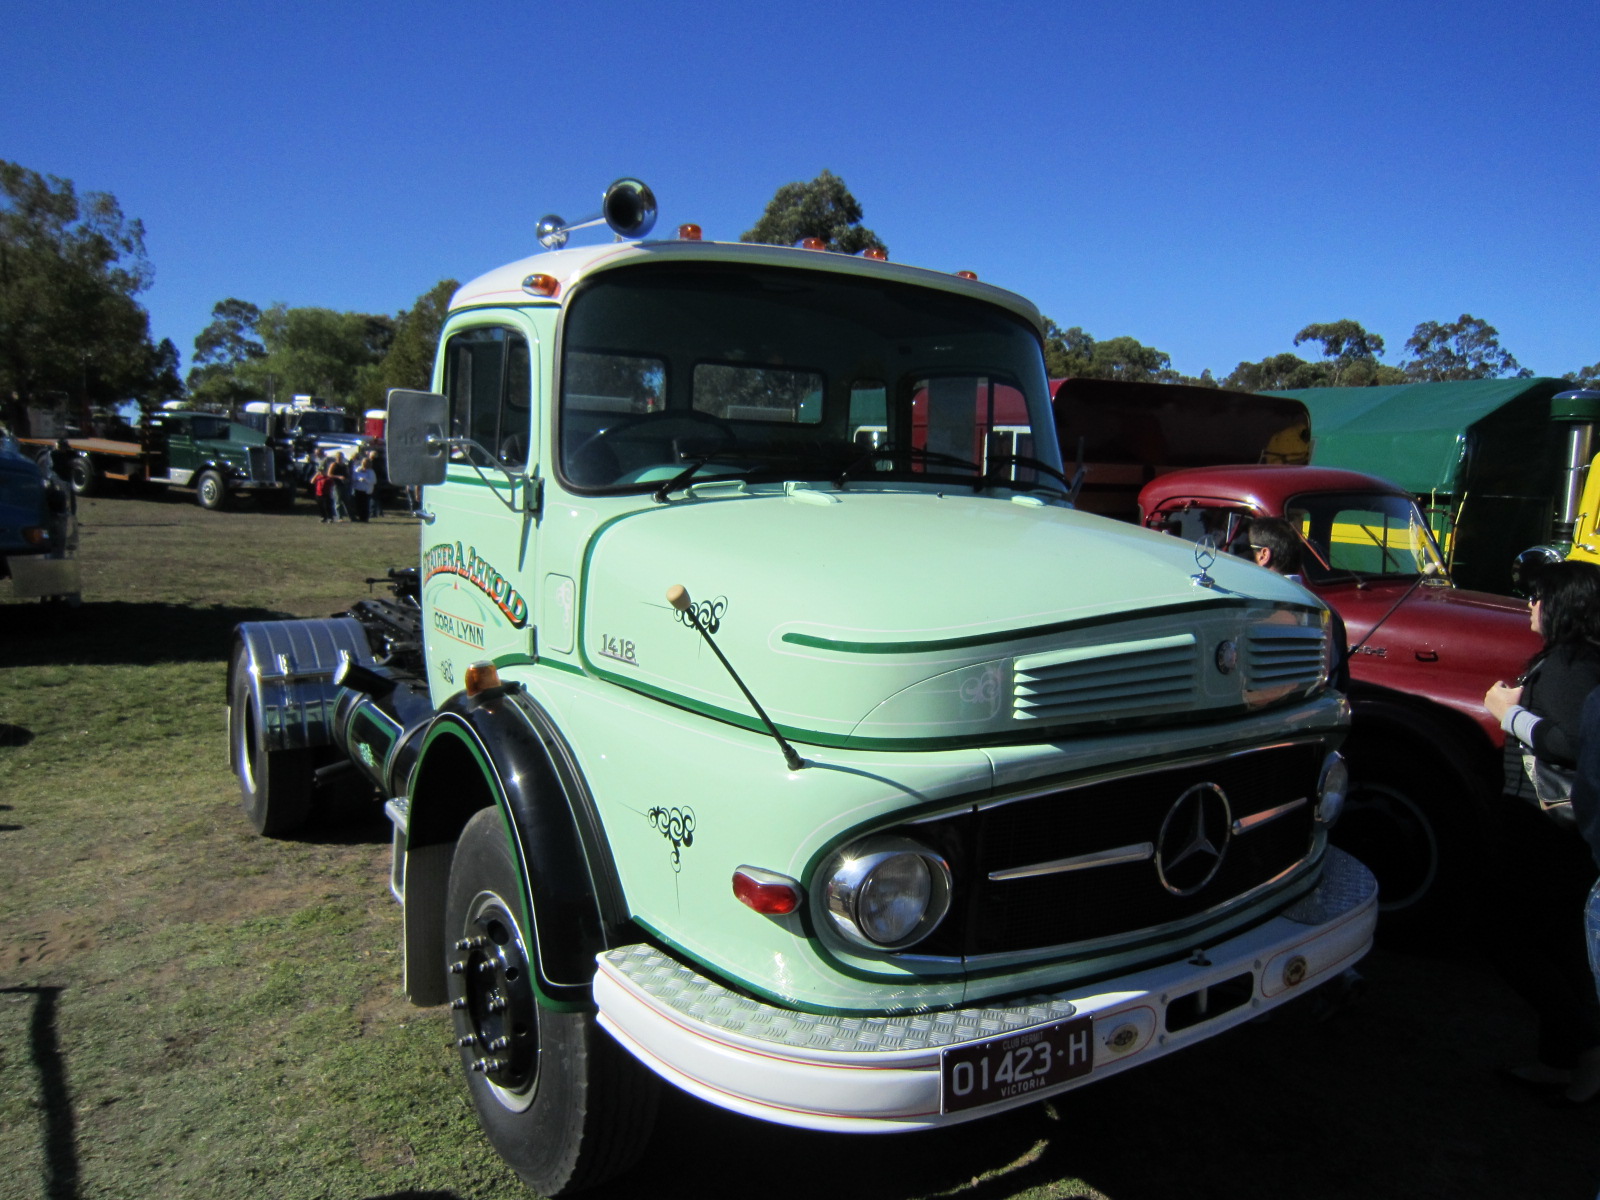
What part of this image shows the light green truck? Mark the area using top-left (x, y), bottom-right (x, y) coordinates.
top-left (226, 182), bottom-right (1375, 1195)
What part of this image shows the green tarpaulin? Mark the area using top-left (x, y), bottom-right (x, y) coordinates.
top-left (1265, 377), bottom-right (1569, 494)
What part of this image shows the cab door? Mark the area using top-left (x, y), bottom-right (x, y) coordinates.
top-left (420, 317), bottom-right (540, 701)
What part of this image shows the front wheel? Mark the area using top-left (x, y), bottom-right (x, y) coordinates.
top-left (196, 469), bottom-right (228, 510)
top-left (228, 644), bottom-right (313, 836)
top-left (1329, 741), bottom-right (1486, 947)
top-left (445, 807), bottom-right (658, 1196)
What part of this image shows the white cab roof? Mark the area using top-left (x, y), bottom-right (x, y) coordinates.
top-left (448, 238), bottom-right (1044, 335)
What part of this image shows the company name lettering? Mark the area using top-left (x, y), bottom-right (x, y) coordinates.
top-left (423, 542), bottom-right (529, 628)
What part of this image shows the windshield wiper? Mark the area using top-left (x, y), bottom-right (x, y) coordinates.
top-left (980, 453), bottom-right (1074, 499)
top-left (654, 447), bottom-right (849, 503)
top-left (836, 443), bottom-right (982, 488)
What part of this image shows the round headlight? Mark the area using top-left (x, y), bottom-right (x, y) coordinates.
top-left (822, 836), bottom-right (952, 951)
top-left (1317, 751), bottom-right (1349, 826)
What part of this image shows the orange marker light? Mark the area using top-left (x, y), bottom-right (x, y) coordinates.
top-left (955, 270), bottom-right (978, 281)
top-left (799, 237), bottom-right (827, 251)
top-left (862, 246), bottom-right (888, 261)
top-left (521, 273), bottom-right (560, 298)
top-left (732, 866), bottom-right (802, 915)
top-left (676, 223), bottom-right (703, 241)
top-left (465, 661), bottom-right (502, 697)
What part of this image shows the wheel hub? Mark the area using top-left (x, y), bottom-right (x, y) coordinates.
top-left (448, 895), bottom-right (538, 1096)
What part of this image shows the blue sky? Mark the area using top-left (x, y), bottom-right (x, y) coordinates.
top-left (7, 0), bottom-right (1597, 381)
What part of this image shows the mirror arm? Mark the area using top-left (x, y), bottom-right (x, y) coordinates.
top-left (446, 436), bottom-right (529, 514)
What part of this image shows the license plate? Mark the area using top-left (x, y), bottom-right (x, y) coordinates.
top-left (940, 1014), bottom-right (1094, 1113)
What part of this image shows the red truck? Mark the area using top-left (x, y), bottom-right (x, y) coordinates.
top-left (1056, 378), bottom-right (1541, 942)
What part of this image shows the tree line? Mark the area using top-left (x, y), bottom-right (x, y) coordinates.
top-left (4, 160), bottom-right (1596, 433)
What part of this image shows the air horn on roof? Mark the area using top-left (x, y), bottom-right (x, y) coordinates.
top-left (536, 178), bottom-right (657, 249)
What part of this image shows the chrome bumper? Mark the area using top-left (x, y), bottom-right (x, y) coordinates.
top-left (594, 848), bottom-right (1376, 1132)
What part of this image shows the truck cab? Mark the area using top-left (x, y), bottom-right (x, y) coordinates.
top-left (141, 409), bottom-right (291, 509)
top-left (228, 185), bottom-right (1373, 1196)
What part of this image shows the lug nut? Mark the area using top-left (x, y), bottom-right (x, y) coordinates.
top-left (449, 997), bottom-right (467, 1011)
top-left (455, 939), bottom-right (472, 952)
top-left (477, 960), bottom-right (496, 975)
top-left (486, 994), bottom-right (507, 1013)
top-left (456, 1035), bottom-right (477, 1048)
top-left (488, 1036), bottom-right (510, 1052)
top-left (450, 960), bottom-right (467, 975)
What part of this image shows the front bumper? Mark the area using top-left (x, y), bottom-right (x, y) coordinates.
top-left (594, 847), bottom-right (1375, 1133)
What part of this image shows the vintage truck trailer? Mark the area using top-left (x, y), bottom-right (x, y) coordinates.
top-left (226, 183), bottom-right (1374, 1195)
top-left (1053, 376), bottom-right (1539, 942)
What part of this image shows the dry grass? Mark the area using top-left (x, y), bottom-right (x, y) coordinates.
top-left (1, 488), bottom-right (1597, 1200)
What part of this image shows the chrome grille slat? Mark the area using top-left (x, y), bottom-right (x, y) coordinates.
top-left (1245, 625), bottom-right (1324, 692)
top-left (1013, 634), bottom-right (1198, 722)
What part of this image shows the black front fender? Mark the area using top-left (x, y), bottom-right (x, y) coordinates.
top-left (403, 686), bottom-right (624, 1009)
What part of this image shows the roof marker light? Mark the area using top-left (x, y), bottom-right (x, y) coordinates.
top-left (521, 274), bottom-right (560, 298)
top-left (676, 223), bottom-right (703, 241)
top-left (799, 237), bottom-right (828, 251)
top-left (862, 246), bottom-right (888, 261)
top-left (733, 866), bottom-right (802, 916)
top-left (955, 270), bottom-right (978, 281)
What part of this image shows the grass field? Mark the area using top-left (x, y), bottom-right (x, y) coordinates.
top-left (2, 489), bottom-right (1598, 1200)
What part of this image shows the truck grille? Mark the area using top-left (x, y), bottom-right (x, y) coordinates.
top-left (245, 445), bottom-right (274, 483)
top-left (1012, 634), bottom-right (1197, 722)
top-left (910, 742), bottom-right (1322, 958)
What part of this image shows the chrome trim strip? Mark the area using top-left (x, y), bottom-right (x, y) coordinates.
top-left (1232, 796), bottom-right (1308, 835)
top-left (957, 852), bottom-right (1320, 968)
top-left (988, 842), bottom-right (1154, 881)
top-left (967, 736), bottom-right (1326, 816)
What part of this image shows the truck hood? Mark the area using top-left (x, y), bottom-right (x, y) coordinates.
top-left (577, 488), bottom-right (1331, 748)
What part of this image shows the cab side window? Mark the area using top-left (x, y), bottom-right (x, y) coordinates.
top-left (443, 326), bottom-right (533, 469)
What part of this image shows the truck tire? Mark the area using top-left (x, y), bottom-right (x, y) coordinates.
top-left (196, 469), bottom-right (228, 511)
top-left (445, 807), bottom-right (657, 1196)
top-left (229, 646), bottom-right (314, 836)
top-left (69, 455), bottom-right (101, 496)
top-left (1329, 741), bottom-right (1485, 947)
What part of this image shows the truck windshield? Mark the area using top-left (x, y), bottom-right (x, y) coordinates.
top-left (1286, 491), bottom-right (1448, 583)
top-left (557, 262), bottom-right (1061, 495)
top-left (297, 412), bottom-right (355, 435)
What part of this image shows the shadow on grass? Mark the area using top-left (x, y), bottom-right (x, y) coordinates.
top-left (0, 601), bottom-right (288, 667)
top-left (0, 724), bottom-right (35, 748)
top-left (2, 985), bottom-right (77, 1200)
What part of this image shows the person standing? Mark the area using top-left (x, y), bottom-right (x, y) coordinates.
top-left (1566, 685), bottom-right (1600, 1104)
top-left (350, 454), bottom-right (375, 523)
top-left (363, 452), bottom-right (384, 518)
top-left (1484, 561), bottom-right (1600, 1099)
top-left (328, 451), bottom-right (351, 522)
top-left (313, 458), bottom-right (335, 523)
